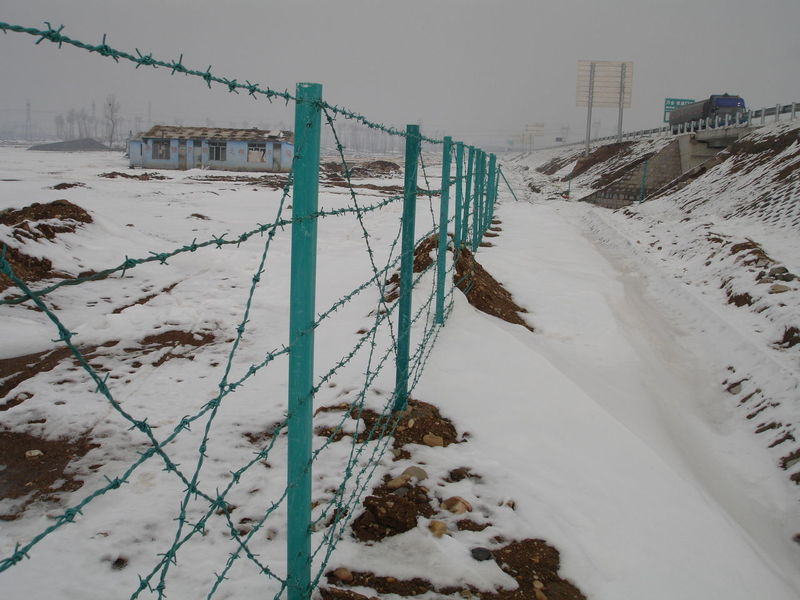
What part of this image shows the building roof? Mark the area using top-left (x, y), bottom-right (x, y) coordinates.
top-left (140, 125), bottom-right (293, 143)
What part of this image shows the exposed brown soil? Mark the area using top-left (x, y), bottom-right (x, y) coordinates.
top-left (131, 330), bottom-right (216, 367)
top-left (777, 326), bottom-right (800, 349)
top-left (727, 239), bottom-right (775, 269)
top-left (727, 292), bottom-right (754, 307)
top-left (780, 448), bottom-right (800, 471)
top-left (0, 429), bottom-right (99, 520)
top-left (324, 538), bottom-right (585, 600)
top-left (592, 152), bottom-right (654, 190)
top-left (188, 174), bottom-right (287, 189)
top-left (1, 200), bottom-right (94, 293)
top-left (536, 151), bottom-right (583, 176)
top-left (1, 329), bottom-right (214, 412)
top-left (568, 142), bottom-right (633, 180)
top-left (243, 419), bottom-right (287, 446)
top-left (445, 467), bottom-right (482, 483)
top-left (319, 588), bottom-right (378, 600)
top-left (729, 127), bottom-right (800, 161)
top-left (0, 347), bottom-right (73, 410)
top-left (382, 235), bottom-right (439, 303)
top-left (454, 248), bottom-right (533, 332)
top-left (687, 127), bottom-right (799, 226)
top-left (393, 399), bottom-right (459, 448)
top-left (351, 479), bottom-right (435, 542)
top-left (323, 180), bottom-right (405, 195)
top-left (649, 154), bottom-right (728, 201)
top-left (52, 182), bottom-right (86, 190)
top-left (0, 245), bottom-right (64, 294)
top-left (111, 282), bottom-right (178, 314)
top-left (352, 160), bottom-right (401, 178)
top-left (322, 160), bottom-right (401, 179)
top-left (456, 518), bottom-right (490, 531)
top-left (99, 171), bottom-right (169, 181)
top-left (0, 199), bottom-right (93, 230)
top-left (314, 399), bottom-right (460, 451)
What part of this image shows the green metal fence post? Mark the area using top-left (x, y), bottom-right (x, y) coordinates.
top-left (287, 82), bottom-right (322, 600)
top-left (492, 164), bottom-right (501, 222)
top-left (486, 154), bottom-right (496, 232)
top-left (472, 151), bottom-right (484, 251)
top-left (394, 124), bottom-right (420, 412)
top-left (638, 159), bottom-right (649, 203)
top-left (462, 146), bottom-right (475, 247)
top-left (481, 152), bottom-right (489, 233)
top-left (499, 168), bottom-right (520, 202)
top-left (435, 136), bottom-right (452, 324)
top-left (453, 142), bottom-right (464, 251)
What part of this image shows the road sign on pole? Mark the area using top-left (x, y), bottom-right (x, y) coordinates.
top-left (524, 123), bottom-right (544, 151)
top-left (663, 98), bottom-right (695, 123)
top-left (577, 60), bottom-right (633, 154)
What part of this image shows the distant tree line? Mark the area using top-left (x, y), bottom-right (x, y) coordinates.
top-left (53, 94), bottom-right (122, 147)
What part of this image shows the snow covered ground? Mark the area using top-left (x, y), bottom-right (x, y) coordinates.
top-left (1, 139), bottom-right (799, 599)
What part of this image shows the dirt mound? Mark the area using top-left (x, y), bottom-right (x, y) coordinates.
top-left (323, 180), bottom-right (405, 195)
top-left (28, 138), bottom-right (111, 152)
top-left (381, 235), bottom-right (439, 303)
top-left (728, 126), bottom-right (800, 165)
top-left (0, 245), bottom-right (61, 294)
top-left (314, 399), bottom-right (460, 451)
top-left (188, 174), bottom-right (287, 189)
top-left (99, 171), bottom-right (169, 181)
top-left (351, 480), bottom-right (435, 542)
top-left (349, 160), bottom-right (401, 178)
top-left (323, 538), bottom-right (585, 600)
top-left (592, 152), bottom-right (654, 190)
top-left (536, 151), bottom-right (583, 176)
top-left (0, 430), bottom-right (99, 520)
top-left (1, 199), bottom-right (93, 230)
top-left (568, 142), bottom-right (633, 180)
top-left (321, 160), bottom-right (401, 180)
top-left (454, 248), bottom-right (533, 331)
top-left (52, 182), bottom-right (86, 190)
top-left (1, 200), bottom-right (93, 293)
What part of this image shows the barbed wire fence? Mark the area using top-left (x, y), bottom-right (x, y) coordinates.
top-left (0, 21), bottom-right (518, 599)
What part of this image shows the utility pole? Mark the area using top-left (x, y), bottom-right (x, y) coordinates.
top-left (616, 63), bottom-right (626, 142)
top-left (25, 100), bottom-right (32, 140)
top-left (583, 62), bottom-right (596, 156)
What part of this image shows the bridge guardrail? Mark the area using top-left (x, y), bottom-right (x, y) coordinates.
top-left (535, 101), bottom-right (799, 152)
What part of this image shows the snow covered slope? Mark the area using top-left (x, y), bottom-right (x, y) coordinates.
top-left (2, 136), bottom-right (799, 600)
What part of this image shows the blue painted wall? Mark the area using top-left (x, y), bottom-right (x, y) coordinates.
top-left (128, 138), bottom-right (293, 172)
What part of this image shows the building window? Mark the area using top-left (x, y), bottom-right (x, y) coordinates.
top-left (152, 140), bottom-right (170, 160)
top-left (247, 142), bottom-right (267, 162)
top-left (209, 141), bottom-right (227, 161)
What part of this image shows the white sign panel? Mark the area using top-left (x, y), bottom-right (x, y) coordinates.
top-left (576, 60), bottom-right (633, 108)
top-left (525, 122), bottom-right (545, 135)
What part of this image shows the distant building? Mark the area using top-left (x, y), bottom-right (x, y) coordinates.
top-left (128, 125), bottom-right (293, 172)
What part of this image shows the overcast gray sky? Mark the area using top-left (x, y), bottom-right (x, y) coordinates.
top-left (1, 0), bottom-right (798, 147)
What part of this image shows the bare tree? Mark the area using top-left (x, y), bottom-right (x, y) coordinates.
top-left (76, 108), bottom-right (91, 138)
top-left (66, 109), bottom-right (77, 140)
top-left (54, 114), bottom-right (65, 140)
top-left (104, 94), bottom-right (121, 147)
